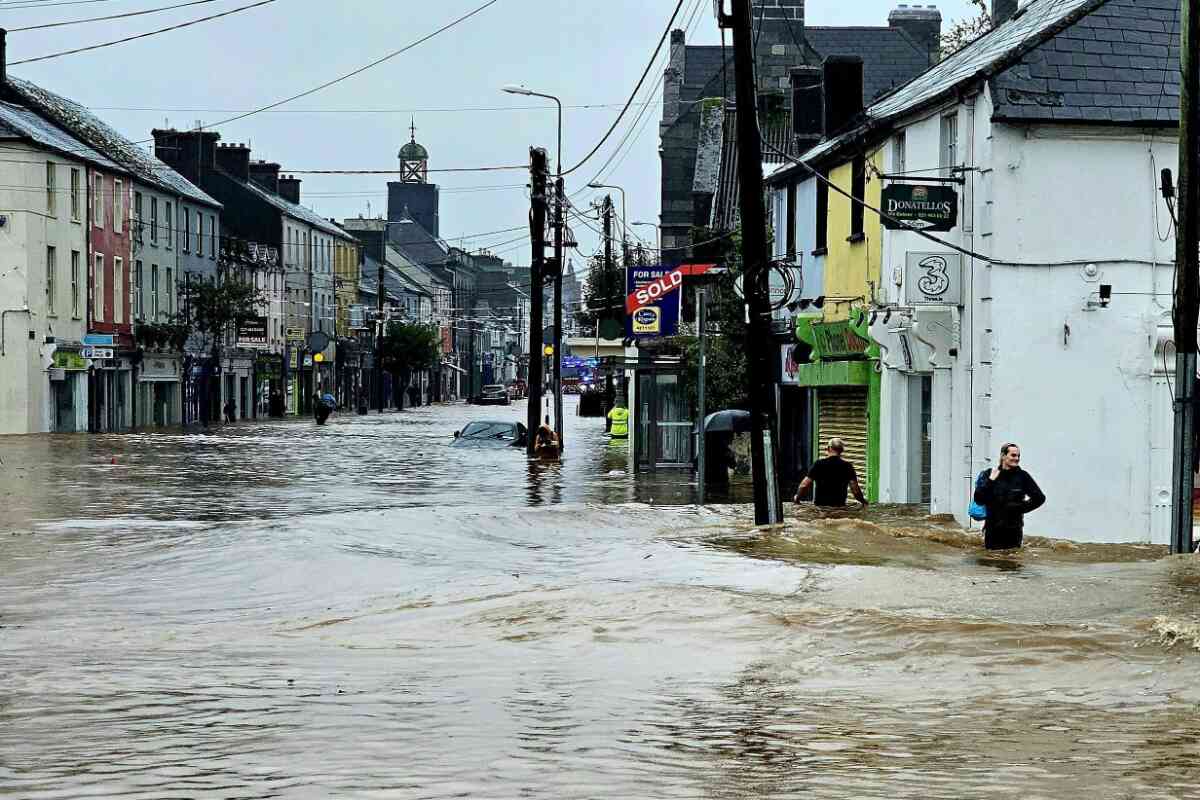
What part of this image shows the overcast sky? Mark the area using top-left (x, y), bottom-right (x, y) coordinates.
top-left (8, 0), bottom-right (980, 265)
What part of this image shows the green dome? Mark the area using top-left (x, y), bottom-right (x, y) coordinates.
top-left (399, 140), bottom-right (428, 161)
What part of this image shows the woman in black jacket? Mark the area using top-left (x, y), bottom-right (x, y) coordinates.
top-left (973, 443), bottom-right (1046, 550)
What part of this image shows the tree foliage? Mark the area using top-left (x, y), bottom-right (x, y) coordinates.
top-left (941, 0), bottom-right (992, 56)
top-left (379, 321), bottom-right (441, 383)
top-left (186, 278), bottom-right (265, 352)
top-left (574, 244), bottom-right (652, 331)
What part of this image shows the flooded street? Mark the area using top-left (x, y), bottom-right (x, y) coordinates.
top-left (2, 399), bottom-right (1200, 799)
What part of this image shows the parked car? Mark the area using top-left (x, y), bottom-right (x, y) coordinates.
top-left (451, 420), bottom-right (527, 448)
top-left (509, 379), bottom-right (528, 399)
top-left (475, 384), bottom-right (511, 406)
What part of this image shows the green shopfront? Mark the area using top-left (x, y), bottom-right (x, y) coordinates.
top-left (793, 312), bottom-right (881, 502)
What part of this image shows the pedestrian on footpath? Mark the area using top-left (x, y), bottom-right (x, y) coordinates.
top-left (972, 442), bottom-right (1046, 550)
top-left (794, 438), bottom-right (868, 509)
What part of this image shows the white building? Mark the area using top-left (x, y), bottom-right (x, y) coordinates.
top-left (0, 101), bottom-right (120, 434)
top-left (801, 0), bottom-right (1180, 543)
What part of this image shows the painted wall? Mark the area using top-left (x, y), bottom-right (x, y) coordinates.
top-left (824, 150), bottom-right (885, 322)
top-left (0, 143), bottom-right (89, 434)
top-left (875, 85), bottom-right (1178, 543)
top-left (88, 168), bottom-right (132, 343)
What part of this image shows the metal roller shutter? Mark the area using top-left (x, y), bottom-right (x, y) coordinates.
top-left (817, 386), bottom-right (870, 494)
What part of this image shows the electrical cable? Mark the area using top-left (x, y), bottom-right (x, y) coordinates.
top-left (561, 0), bottom-right (685, 176)
top-left (11, 0), bottom-right (231, 31)
top-left (11, 0), bottom-right (278, 64)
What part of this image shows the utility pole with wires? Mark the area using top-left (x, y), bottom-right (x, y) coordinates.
top-left (527, 148), bottom-right (549, 455)
top-left (553, 176), bottom-right (565, 450)
top-left (721, 0), bottom-right (784, 525)
top-left (1171, 0), bottom-right (1199, 554)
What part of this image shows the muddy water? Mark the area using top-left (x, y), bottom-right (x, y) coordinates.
top-left (1, 400), bottom-right (1199, 798)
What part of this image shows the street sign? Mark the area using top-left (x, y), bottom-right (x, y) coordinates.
top-left (82, 333), bottom-right (114, 347)
top-left (81, 346), bottom-right (114, 360)
top-left (882, 184), bottom-right (959, 232)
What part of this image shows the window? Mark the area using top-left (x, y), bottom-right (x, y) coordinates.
top-left (166, 267), bottom-right (174, 316)
top-left (134, 261), bottom-right (143, 320)
top-left (183, 207), bottom-right (191, 252)
top-left (70, 169), bottom-right (80, 221)
top-left (94, 254), bottom-right (105, 321)
top-left (151, 265), bottom-right (160, 321)
top-left (164, 202), bottom-right (172, 249)
top-left (93, 173), bottom-right (103, 227)
top-left (150, 198), bottom-right (158, 244)
top-left (113, 180), bottom-right (123, 233)
top-left (786, 183), bottom-right (797, 262)
top-left (46, 162), bottom-right (56, 216)
top-left (849, 155), bottom-right (865, 240)
top-left (814, 173), bottom-right (829, 253)
top-left (46, 246), bottom-right (57, 314)
top-left (113, 257), bottom-right (124, 323)
top-left (71, 251), bottom-right (80, 318)
top-left (941, 112), bottom-right (958, 172)
top-left (197, 211), bottom-right (204, 256)
top-left (210, 215), bottom-right (216, 257)
top-left (894, 131), bottom-right (906, 174)
top-left (134, 191), bottom-right (143, 230)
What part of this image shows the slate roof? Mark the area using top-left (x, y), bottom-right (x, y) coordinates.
top-left (7, 75), bottom-right (220, 209)
top-left (388, 213), bottom-right (451, 267)
top-left (0, 101), bottom-right (120, 170)
top-left (793, 0), bottom-right (1165, 171)
top-left (990, 0), bottom-right (1179, 123)
top-left (239, 178), bottom-right (350, 239)
top-left (806, 27), bottom-right (931, 102)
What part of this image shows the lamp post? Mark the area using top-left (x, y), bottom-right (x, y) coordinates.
top-left (589, 182), bottom-right (628, 265)
top-left (632, 221), bottom-right (661, 258)
top-left (505, 84), bottom-right (566, 449)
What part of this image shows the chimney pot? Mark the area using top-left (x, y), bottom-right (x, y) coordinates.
top-left (822, 56), bottom-right (864, 137)
top-left (992, 0), bottom-right (1017, 25)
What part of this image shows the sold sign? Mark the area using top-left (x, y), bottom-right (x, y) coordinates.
top-left (625, 263), bottom-right (716, 315)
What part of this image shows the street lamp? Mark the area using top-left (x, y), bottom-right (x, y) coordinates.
top-left (504, 83), bottom-right (566, 450)
top-left (632, 221), bottom-right (661, 255)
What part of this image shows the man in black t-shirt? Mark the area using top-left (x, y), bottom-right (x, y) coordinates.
top-left (794, 438), bottom-right (868, 508)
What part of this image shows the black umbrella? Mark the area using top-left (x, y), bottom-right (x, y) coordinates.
top-left (701, 409), bottom-right (752, 434)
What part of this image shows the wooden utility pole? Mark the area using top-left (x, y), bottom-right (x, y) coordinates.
top-left (1172, 0), bottom-right (1199, 554)
top-left (527, 148), bottom-right (549, 455)
top-left (553, 177), bottom-right (565, 450)
top-left (726, 0), bottom-right (784, 525)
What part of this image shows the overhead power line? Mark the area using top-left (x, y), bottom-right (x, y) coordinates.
top-left (0, 0), bottom-right (124, 9)
top-left (84, 100), bottom-right (659, 114)
top-left (11, 0), bottom-right (277, 64)
top-left (282, 166), bottom-right (526, 174)
top-left (561, 0), bottom-right (685, 176)
top-left (11, 0), bottom-right (229, 31)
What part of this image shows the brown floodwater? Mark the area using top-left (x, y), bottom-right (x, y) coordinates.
top-left (1, 399), bottom-right (1198, 799)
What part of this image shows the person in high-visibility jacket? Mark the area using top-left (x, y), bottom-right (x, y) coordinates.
top-left (607, 403), bottom-right (630, 439)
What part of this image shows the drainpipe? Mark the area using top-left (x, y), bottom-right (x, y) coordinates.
top-left (963, 95), bottom-right (978, 511)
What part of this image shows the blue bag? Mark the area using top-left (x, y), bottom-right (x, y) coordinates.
top-left (967, 469), bottom-right (989, 521)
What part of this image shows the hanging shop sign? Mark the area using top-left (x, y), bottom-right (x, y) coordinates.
top-left (903, 251), bottom-right (964, 306)
top-left (810, 320), bottom-right (871, 360)
top-left (81, 346), bottom-right (114, 360)
top-left (52, 350), bottom-right (87, 371)
top-left (82, 333), bottom-right (114, 347)
top-left (780, 343), bottom-right (802, 385)
top-left (236, 316), bottom-right (269, 347)
top-left (882, 184), bottom-right (958, 232)
top-left (285, 327), bottom-right (305, 342)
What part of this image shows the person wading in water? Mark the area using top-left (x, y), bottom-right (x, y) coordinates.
top-left (972, 442), bottom-right (1046, 550)
top-left (793, 438), bottom-right (868, 509)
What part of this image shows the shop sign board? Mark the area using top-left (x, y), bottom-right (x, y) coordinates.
top-left (82, 333), bottom-right (114, 347)
top-left (903, 252), bottom-right (964, 306)
top-left (882, 184), bottom-right (958, 232)
top-left (810, 320), bottom-right (871, 360)
top-left (81, 346), bottom-right (114, 360)
top-left (236, 316), bottom-right (269, 347)
top-left (285, 327), bottom-right (305, 342)
top-left (52, 350), bottom-right (88, 371)
top-left (780, 343), bottom-right (802, 385)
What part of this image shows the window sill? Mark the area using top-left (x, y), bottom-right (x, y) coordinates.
top-left (846, 232), bottom-right (866, 244)
top-left (811, 247), bottom-right (828, 257)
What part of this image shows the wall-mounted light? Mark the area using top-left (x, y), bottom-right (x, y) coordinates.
top-left (1099, 284), bottom-right (1112, 308)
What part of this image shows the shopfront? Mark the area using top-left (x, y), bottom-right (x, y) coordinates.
top-left (136, 354), bottom-right (182, 428)
top-left (49, 349), bottom-right (88, 433)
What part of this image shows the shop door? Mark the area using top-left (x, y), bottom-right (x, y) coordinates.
top-left (635, 370), bottom-right (693, 471)
top-left (920, 375), bottom-right (932, 505)
top-left (817, 386), bottom-right (869, 494)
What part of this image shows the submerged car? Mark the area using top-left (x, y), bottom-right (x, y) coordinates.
top-left (475, 384), bottom-right (511, 406)
top-left (451, 420), bottom-right (527, 448)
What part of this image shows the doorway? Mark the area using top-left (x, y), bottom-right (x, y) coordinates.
top-left (635, 369), bottom-right (693, 471)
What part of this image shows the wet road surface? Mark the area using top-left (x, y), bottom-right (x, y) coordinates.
top-left (2, 399), bottom-right (1200, 799)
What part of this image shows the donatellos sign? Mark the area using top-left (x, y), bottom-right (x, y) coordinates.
top-left (881, 183), bottom-right (958, 232)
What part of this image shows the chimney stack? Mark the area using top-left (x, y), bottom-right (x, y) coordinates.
top-left (889, 5), bottom-right (943, 65)
top-left (822, 56), bottom-right (864, 137)
top-left (279, 175), bottom-right (301, 205)
top-left (249, 160), bottom-right (280, 194)
top-left (790, 66), bottom-right (824, 142)
top-left (992, 0), bottom-right (1017, 26)
top-left (214, 141), bottom-right (251, 181)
